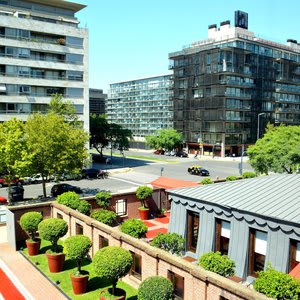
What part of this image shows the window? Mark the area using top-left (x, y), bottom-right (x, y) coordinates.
top-left (19, 85), bottom-right (31, 95)
top-left (130, 251), bottom-right (142, 280)
top-left (168, 270), bottom-right (184, 300)
top-left (116, 199), bottom-right (127, 216)
top-left (215, 219), bottom-right (230, 255)
top-left (187, 211), bottom-right (199, 253)
top-left (289, 240), bottom-right (300, 272)
top-left (56, 213), bottom-right (63, 219)
top-left (75, 223), bottom-right (83, 235)
top-left (249, 229), bottom-right (267, 276)
top-left (99, 235), bottom-right (108, 249)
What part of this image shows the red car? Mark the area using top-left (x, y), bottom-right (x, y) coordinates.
top-left (153, 149), bottom-right (165, 155)
top-left (0, 177), bottom-right (22, 188)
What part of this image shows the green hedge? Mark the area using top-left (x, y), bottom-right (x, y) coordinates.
top-left (150, 233), bottom-right (185, 255)
top-left (198, 252), bottom-right (235, 277)
top-left (91, 209), bottom-right (117, 226)
top-left (226, 175), bottom-right (238, 181)
top-left (120, 219), bottom-right (148, 238)
top-left (254, 265), bottom-right (300, 300)
top-left (95, 191), bottom-right (112, 208)
top-left (138, 276), bottom-right (174, 300)
top-left (242, 171), bottom-right (257, 179)
top-left (200, 178), bottom-right (214, 185)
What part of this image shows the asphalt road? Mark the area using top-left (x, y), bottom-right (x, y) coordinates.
top-left (0, 150), bottom-right (254, 201)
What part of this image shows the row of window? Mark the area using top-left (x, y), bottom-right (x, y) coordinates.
top-left (187, 211), bottom-right (300, 277)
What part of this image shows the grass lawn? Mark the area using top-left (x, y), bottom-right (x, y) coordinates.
top-left (22, 241), bottom-right (138, 300)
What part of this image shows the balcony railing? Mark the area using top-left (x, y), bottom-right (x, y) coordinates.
top-left (0, 72), bottom-right (83, 81)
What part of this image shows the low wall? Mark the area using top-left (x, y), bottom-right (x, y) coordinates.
top-left (50, 202), bottom-right (270, 300)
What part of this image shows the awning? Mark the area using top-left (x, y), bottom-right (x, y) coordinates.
top-left (150, 177), bottom-right (198, 190)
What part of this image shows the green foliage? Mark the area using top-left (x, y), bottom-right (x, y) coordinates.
top-left (95, 191), bottom-right (112, 208)
top-left (138, 276), bottom-right (174, 300)
top-left (56, 192), bottom-right (91, 216)
top-left (226, 175), bottom-right (238, 181)
top-left (136, 186), bottom-right (153, 208)
top-left (64, 235), bottom-right (92, 275)
top-left (254, 265), bottom-right (300, 300)
top-left (150, 233), bottom-right (185, 255)
top-left (19, 211), bottom-right (43, 241)
top-left (145, 128), bottom-right (183, 151)
top-left (91, 209), bottom-right (117, 226)
top-left (57, 192), bottom-right (80, 209)
top-left (77, 200), bottom-right (92, 216)
top-left (248, 124), bottom-right (300, 174)
top-left (200, 178), bottom-right (214, 185)
top-left (38, 218), bottom-right (68, 253)
top-left (120, 219), bottom-right (148, 238)
top-left (24, 113), bottom-right (89, 197)
top-left (242, 172), bottom-right (257, 179)
top-left (92, 246), bottom-right (133, 294)
top-left (198, 252), bottom-right (235, 277)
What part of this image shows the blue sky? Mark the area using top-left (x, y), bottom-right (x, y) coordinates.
top-left (73, 0), bottom-right (300, 93)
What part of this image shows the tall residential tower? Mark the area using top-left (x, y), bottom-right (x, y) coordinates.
top-left (0, 0), bottom-right (89, 130)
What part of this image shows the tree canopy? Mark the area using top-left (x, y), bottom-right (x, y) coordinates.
top-left (90, 114), bottom-right (132, 156)
top-left (247, 124), bottom-right (300, 174)
top-left (145, 128), bottom-right (183, 151)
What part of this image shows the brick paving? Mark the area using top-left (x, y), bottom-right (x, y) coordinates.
top-left (0, 242), bottom-right (68, 300)
top-left (143, 213), bottom-right (170, 240)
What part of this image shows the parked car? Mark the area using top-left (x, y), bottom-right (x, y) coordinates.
top-left (165, 150), bottom-right (175, 156)
top-left (82, 168), bottom-right (99, 179)
top-left (188, 166), bottom-right (210, 176)
top-left (154, 149), bottom-right (165, 155)
top-left (51, 183), bottom-right (82, 197)
top-left (175, 151), bottom-right (188, 158)
top-left (9, 185), bottom-right (24, 201)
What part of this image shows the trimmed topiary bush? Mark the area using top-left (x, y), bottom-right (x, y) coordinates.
top-left (136, 186), bottom-right (153, 208)
top-left (120, 218), bottom-right (148, 238)
top-left (226, 175), bottom-right (238, 181)
top-left (138, 276), bottom-right (174, 300)
top-left (19, 211), bottom-right (43, 241)
top-left (38, 218), bottom-right (68, 253)
top-left (57, 191), bottom-right (80, 209)
top-left (91, 209), bottom-right (117, 226)
top-left (254, 265), bottom-right (300, 300)
top-left (77, 200), bottom-right (92, 216)
top-left (92, 246), bottom-right (133, 296)
top-left (200, 178), bottom-right (214, 185)
top-left (150, 232), bottom-right (185, 256)
top-left (242, 171), bottom-right (257, 179)
top-left (64, 235), bottom-right (92, 276)
top-left (95, 191), bottom-right (112, 208)
top-left (198, 251), bottom-right (235, 277)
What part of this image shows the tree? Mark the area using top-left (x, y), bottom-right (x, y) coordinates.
top-left (24, 113), bottom-right (89, 197)
top-left (90, 114), bottom-right (132, 156)
top-left (145, 128), bottom-right (183, 151)
top-left (248, 124), bottom-right (300, 174)
top-left (0, 118), bottom-right (28, 203)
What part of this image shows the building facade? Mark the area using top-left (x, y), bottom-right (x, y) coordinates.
top-left (168, 174), bottom-right (300, 282)
top-left (0, 0), bottom-right (89, 131)
top-left (169, 11), bottom-right (300, 156)
top-left (107, 75), bottom-right (173, 148)
top-left (89, 88), bottom-right (106, 115)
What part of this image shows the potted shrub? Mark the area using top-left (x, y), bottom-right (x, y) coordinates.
top-left (91, 209), bottom-right (117, 226)
top-left (156, 208), bottom-right (166, 218)
top-left (19, 211), bottom-right (43, 256)
top-left (57, 192), bottom-right (91, 216)
top-left (120, 219), bottom-right (148, 238)
top-left (92, 246), bottom-right (133, 300)
top-left (138, 276), bottom-right (174, 300)
top-left (95, 191), bottom-right (112, 208)
top-left (200, 178), bottom-right (214, 185)
top-left (136, 185), bottom-right (153, 220)
top-left (38, 218), bottom-right (68, 273)
top-left (64, 235), bottom-right (92, 295)
top-left (150, 232), bottom-right (185, 255)
top-left (198, 251), bottom-right (235, 277)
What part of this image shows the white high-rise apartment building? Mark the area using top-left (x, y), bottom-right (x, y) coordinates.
top-left (0, 0), bottom-right (89, 130)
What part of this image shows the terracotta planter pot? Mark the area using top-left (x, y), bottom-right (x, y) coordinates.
top-left (26, 239), bottom-right (41, 256)
top-left (99, 288), bottom-right (126, 300)
top-left (138, 208), bottom-right (150, 220)
top-left (70, 273), bottom-right (89, 295)
top-left (46, 252), bottom-right (65, 273)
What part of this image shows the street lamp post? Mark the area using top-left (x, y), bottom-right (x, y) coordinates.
top-left (257, 113), bottom-right (266, 140)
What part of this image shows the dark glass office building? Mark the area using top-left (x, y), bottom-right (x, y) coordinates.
top-left (169, 11), bottom-right (300, 156)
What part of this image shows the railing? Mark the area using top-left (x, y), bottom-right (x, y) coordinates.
top-left (0, 72), bottom-right (83, 81)
top-left (2, 92), bottom-right (83, 98)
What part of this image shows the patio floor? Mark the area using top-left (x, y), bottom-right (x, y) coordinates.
top-left (143, 212), bottom-right (170, 240)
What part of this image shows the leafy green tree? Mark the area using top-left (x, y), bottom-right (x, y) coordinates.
top-left (248, 124), bottom-right (300, 174)
top-left (145, 128), bottom-right (183, 151)
top-left (0, 118), bottom-right (28, 203)
top-left (24, 113), bottom-right (89, 197)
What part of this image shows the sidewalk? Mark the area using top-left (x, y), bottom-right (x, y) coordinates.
top-left (0, 241), bottom-right (68, 300)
